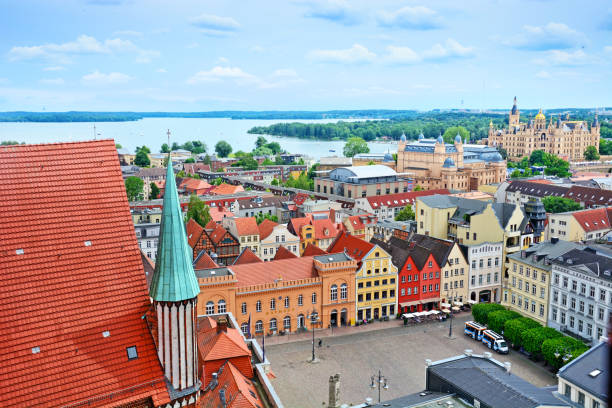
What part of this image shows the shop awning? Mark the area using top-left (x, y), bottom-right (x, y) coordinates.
top-left (402, 313), bottom-right (414, 319)
top-left (453, 301), bottom-right (463, 307)
top-left (452, 306), bottom-right (461, 311)
top-left (431, 310), bottom-right (440, 314)
top-left (400, 301), bottom-right (421, 307)
top-left (441, 302), bottom-right (451, 308)
top-left (467, 300), bottom-right (477, 304)
top-left (441, 308), bottom-right (451, 313)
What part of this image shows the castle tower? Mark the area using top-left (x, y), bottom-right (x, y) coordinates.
top-left (534, 108), bottom-right (546, 131)
top-left (509, 96), bottom-right (520, 127)
top-left (150, 157), bottom-right (201, 405)
top-left (593, 112), bottom-right (600, 132)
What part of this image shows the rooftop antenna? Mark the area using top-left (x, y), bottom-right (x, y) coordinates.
top-left (167, 129), bottom-right (171, 147)
top-left (93, 124), bottom-right (96, 140)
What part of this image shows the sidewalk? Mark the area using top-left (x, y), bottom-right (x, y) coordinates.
top-left (258, 311), bottom-right (470, 346)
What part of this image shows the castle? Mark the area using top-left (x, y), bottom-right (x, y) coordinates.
top-left (483, 97), bottom-right (600, 161)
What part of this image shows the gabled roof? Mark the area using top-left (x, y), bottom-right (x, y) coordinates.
top-left (205, 218), bottom-right (218, 231)
top-left (302, 243), bottom-right (328, 256)
top-left (258, 218), bottom-right (279, 240)
top-left (372, 237), bottom-right (436, 271)
top-left (565, 185), bottom-right (612, 206)
top-left (572, 207), bottom-right (612, 232)
top-left (231, 257), bottom-right (318, 287)
top-left (366, 189), bottom-right (450, 209)
top-left (312, 218), bottom-right (341, 240)
top-left (327, 231), bottom-right (374, 261)
top-left (0, 140), bottom-right (169, 407)
top-left (233, 217), bottom-right (260, 237)
top-left (181, 177), bottom-right (212, 192)
top-left (200, 361), bottom-right (261, 408)
top-left (197, 318), bottom-right (250, 362)
top-left (187, 217), bottom-right (205, 247)
top-left (272, 246), bottom-right (298, 260)
top-left (233, 247), bottom-right (263, 265)
top-left (194, 251), bottom-right (220, 269)
top-left (210, 223), bottom-right (233, 245)
top-left (410, 234), bottom-right (457, 268)
top-left (183, 162), bottom-right (210, 174)
top-left (210, 183), bottom-right (245, 196)
top-left (149, 159), bottom-right (201, 302)
top-left (209, 205), bottom-right (235, 223)
top-left (289, 216), bottom-right (310, 235)
top-left (506, 180), bottom-right (569, 197)
top-left (558, 341), bottom-right (608, 401)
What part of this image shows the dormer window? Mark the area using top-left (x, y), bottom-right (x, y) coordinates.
top-left (126, 346), bottom-right (138, 360)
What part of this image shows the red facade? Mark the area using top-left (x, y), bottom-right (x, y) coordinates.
top-left (398, 253), bottom-right (441, 313)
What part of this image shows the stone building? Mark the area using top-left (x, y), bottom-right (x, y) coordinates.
top-left (484, 97), bottom-right (600, 161)
top-left (396, 133), bottom-right (506, 191)
top-left (315, 165), bottom-right (412, 199)
top-left (460, 242), bottom-right (503, 303)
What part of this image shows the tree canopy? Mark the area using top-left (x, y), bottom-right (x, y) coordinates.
top-left (255, 213), bottom-right (278, 224)
top-left (542, 196), bottom-right (582, 213)
top-left (215, 141), bottom-right (232, 157)
top-left (149, 182), bottom-right (160, 200)
top-left (124, 176), bottom-right (144, 201)
top-left (584, 145), bottom-right (600, 161)
top-left (509, 150), bottom-right (570, 178)
top-left (395, 205), bottom-right (415, 221)
top-left (185, 194), bottom-right (211, 227)
top-left (134, 150), bottom-right (150, 167)
top-left (442, 126), bottom-right (469, 144)
top-left (343, 137), bottom-right (370, 157)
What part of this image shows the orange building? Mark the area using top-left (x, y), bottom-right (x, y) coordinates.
top-left (195, 253), bottom-right (358, 334)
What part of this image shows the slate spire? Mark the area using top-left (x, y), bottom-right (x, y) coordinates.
top-left (149, 156), bottom-right (200, 301)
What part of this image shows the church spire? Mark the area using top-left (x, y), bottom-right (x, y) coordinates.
top-left (149, 156), bottom-right (200, 302)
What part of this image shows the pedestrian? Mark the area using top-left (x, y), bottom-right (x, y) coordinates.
top-left (318, 339), bottom-right (322, 348)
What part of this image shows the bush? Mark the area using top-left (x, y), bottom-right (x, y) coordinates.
top-left (521, 327), bottom-right (563, 356)
top-left (542, 336), bottom-right (588, 370)
top-left (504, 317), bottom-right (541, 348)
top-left (487, 310), bottom-right (522, 334)
top-left (472, 303), bottom-right (505, 325)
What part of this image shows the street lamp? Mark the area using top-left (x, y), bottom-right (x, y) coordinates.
top-left (446, 291), bottom-right (455, 338)
top-left (308, 310), bottom-right (320, 363)
top-left (369, 370), bottom-right (389, 404)
top-left (554, 348), bottom-right (573, 363)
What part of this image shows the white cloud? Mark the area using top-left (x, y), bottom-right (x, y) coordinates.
top-left (189, 14), bottom-right (240, 36)
top-left (535, 70), bottom-right (551, 79)
top-left (8, 35), bottom-right (158, 63)
top-left (43, 66), bottom-right (65, 71)
top-left (504, 22), bottom-right (587, 51)
top-left (308, 43), bottom-right (376, 64)
top-left (302, 0), bottom-right (361, 25)
top-left (533, 49), bottom-right (588, 66)
top-left (384, 46), bottom-right (421, 64)
top-left (187, 66), bottom-right (256, 84)
top-left (422, 39), bottom-right (475, 60)
top-left (377, 6), bottom-right (442, 30)
top-left (39, 78), bottom-right (65, 85)
top-left (82, 70), bottom-right (131, 84)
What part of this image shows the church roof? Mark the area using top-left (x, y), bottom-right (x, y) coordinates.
top-left (0, 140), bottom-right (169, 407)
top-left (149, 158), bottom-right (200, 302)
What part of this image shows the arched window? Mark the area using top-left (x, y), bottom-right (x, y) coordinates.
top-left (330, 284), bottom-right (338, 301)
top-left (217, 300), bottom-right (226, 314)
top-left (297, 314), bottom-right (305, 328)
top-left (312, 292), bottom-right (317, 304)
top-left (270, 298), bottom-right (276, 310)
top-left (256, 300), bottom-right (262, 312)
top-left (284, 296), bottom-right (290, 308)
top-left (205, 301), bottom-right (214, 315)
top-left (298, 294), bottom-right (303, 306)
top-left (241, 302), bottom-right (247, 314)
top-left (255, 320), bottom-right (263, 333)
top-left (270, 318), bottom-right (277, 331)
top-left (283, 316), bottom-right (291, 330)
top-left (340, 283), bottom-right (348, 299)
top-left (240, 322), bottom-right (249, 335)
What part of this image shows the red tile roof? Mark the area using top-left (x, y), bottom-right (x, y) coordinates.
top-left (233, 217), bottom-right (259, 237)
top-left (312, 218), bottom-right (341, 240)
top-left (302, 243), bottom-right (327, 256)
top-left (187, 217), bottom-right (205, 247)
top-left (327, 231), bottom-right (374, 261)
top-left (0, 140), bottom-right (169, 407)
top-left (210, 224), bottom-right (231, 245)
top-left (209, 206), bottom-right (234, 223)
top-left (272, 246), bottom-right (298, 260)
top-left (258, 218), bottom-right (279, 240)
top-left (200, 361), bottom-right (261, 408)
top-left (366, 189), bottom-right (450, 209)
top-left (197, 318), bottom-right (250, 362)
top-left (183, 162), bottom-right (211, 174)
top-left (289, 216), bottom-right (310, 235)
top-left (210, 183), bottom-right (245, 196)
top-left (233, 247), bottom-right (263, 265)
top-left (205, 219), bottom-right (218, 230)
top-left (565, 186), bottom-right (612, 207)
top-left (182, 177), bottom-right (212, 193)
top-left (345, 214), bottom-right (377, 231)
top-left (231, 257), bottom-right (317, 287)
top-left (194, 251), bottom-right (220, 269)
top-left (572, 207), bottom-right (612, 232)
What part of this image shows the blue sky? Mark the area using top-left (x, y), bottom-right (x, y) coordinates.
top-left (0, 0), bottom-right (611, 111)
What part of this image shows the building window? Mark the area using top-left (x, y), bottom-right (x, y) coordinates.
top-left (270, 318), bottom-right (277, 331)
top-left (539, 304), bottom-right (544, 316)
top-left (241, 322), bottom-right (249, 335)
top-left (284, 316), bottom-right (291, 330)
top-left (341, 284), bottom-right (347, 299)
top-left (255, 320), bottom-right (263, 333)
top-left (564, 384), bottom-right (571, 398)
top-left (206, 301), bottom-right (214, 315)
top-left (256, 300), bottom-right (262, 312)
top-left (331, 285), bottom-right (338, 301)
top-left (284, 296), bottom-right (290, 308)
top-left (241, 302), bottom-right (247, 314)
top-left (217, 300), bottom-right (226, 313)
top-left (312, 292), bottom-right (317, 304)
top-left (577, 392), bottom-right (585, 407)
top-left (298, 294), bottom-right (303, 306)
top-left (270, 298), bottom-right (276, 310)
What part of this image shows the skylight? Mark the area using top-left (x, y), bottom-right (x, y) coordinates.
top-left (16, 249), bottom-right (24, 255)
top-left (126, 346), bottom-right (138, 360)
top-left (589, 369), bottom-right (601, 378)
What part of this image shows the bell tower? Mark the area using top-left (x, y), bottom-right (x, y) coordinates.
top-left (509, 96), bottom-right (520, 127)
top-left (150, 156), bottom-right (201, 406)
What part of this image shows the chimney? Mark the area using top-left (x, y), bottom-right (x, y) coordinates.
top-left (210, 372), bottom-right (218, 390)
top-left (217, 316), bottom-right (228, 333)
top-left (551, 237), bottom-right (559, 244)
top-left (328, 374), bottom-right (341, 408)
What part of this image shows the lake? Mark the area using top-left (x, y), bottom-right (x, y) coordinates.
top-left (0, 117), bottom-right (397, 160)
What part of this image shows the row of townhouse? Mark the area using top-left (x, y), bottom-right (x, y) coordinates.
top-left (503, 179), bottom-right (612, 208)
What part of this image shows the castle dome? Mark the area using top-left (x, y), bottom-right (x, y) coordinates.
top-left (436, 134), bottom-right (444, 144)
top-left (535, 108), bottom-right (545, 121)
top-left (400, 133), bottom-right (407, 142)
top-left (454, 133), bottom-right (462, 144)
top-left (481, 152), bottom-right (503, 162)
top-left (383, 152), bottom-right (394, 162)
top-left (442, 157), bottom-right (455, 168)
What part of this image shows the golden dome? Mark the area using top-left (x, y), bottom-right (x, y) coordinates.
top-left (535, 108), bottom-right (545, 121)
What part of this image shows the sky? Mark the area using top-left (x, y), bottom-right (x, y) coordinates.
top-left (0, 0), bottom-right (611, 111)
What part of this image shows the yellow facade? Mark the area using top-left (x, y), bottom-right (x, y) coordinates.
top-left (503, 257), bottom-right (550, 325)
top-left (545, 212), bottom-right (585, 242)
top-left (440, 244), bottom-right (470, 304)
top-left (132, 211), bottom-right (162, 225)
top-left (355, 245), bottom-right (398, 322)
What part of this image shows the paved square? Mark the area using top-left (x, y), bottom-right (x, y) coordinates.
top-left (265, 314), bottom-right (557, 408)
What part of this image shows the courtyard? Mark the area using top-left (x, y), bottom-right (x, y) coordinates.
top-left (265, 314), bottom-right (558, 408)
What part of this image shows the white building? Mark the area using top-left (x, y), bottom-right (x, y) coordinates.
top-left (557, 341), bottom-right (608, 408)
top-left (460, 242), bottom-right (503, 303)
top-left (135, 223), bottom-right (160, 261)
top-left (258, 221), bottom-right (300, 261)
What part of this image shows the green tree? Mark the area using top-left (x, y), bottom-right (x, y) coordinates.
top-left (395, 205), bottom-right (415, 221)
top-left (529, 150), bottom-right (546, 166)
top-left (520, 327), bottom-right (563, 356)
top-left (149, 182), bottom-right (160, 200)
top-left (1, 140), bottom-right (21, 145)
top-left (255, 136), bottom-right (268, 149)
top-left (542, 337), bottom-right (588, 370)
top-left (275, 155), bottom-right (284, 165)
top-left (134, 150), bottom-right (150, 167)
top-left (185, 194), bottom-right (211, 227)
top-left (471, 303), bottom-right (505, 325)
top-left (191, 140), bottom-right (206, 154)
top-left (343, 137), bottom-right (370, 157)
top-left (542, 196), bottom-right (582, 213)
top-left (487, 310), bottom-right (521, 334)
top-left (136, 145), bottom-right (151, 154)
top-left (124, 176), bottom-right (144, 201)
top-left (504, 317), bottom-right (541, 348)
top-left (211, 177), bottom-right (224, 185)
top-left (442, 126), bottom-right (470, 144)
top-left (215, 141), bottom-right (232, 157)
top-left (510, 169), bottom-right (523, 178)
top-left (497, 147), bottom-right (507, 160)
top-left (271, 178), bottom-right (280, 186)
top-left (413, 185), bottom-right (423, 191)
top-left (255, 213), bottom-right (278, 224)
top-left (600, 138), bottom-right (612, 155)
top-left (203, 154), bottom-right (212, 165)
top-left (115, 143), bottom-right (122, 149)
top-left (234, 155), bottom-right (258, 170)
top-left (184, 157), bottom-right (195, 163)
top-left (584, 145), bottom-right (600, 161)
top-left (171, 142), bottom-right (180, 151)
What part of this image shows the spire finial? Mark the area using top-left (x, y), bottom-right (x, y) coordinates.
top-left (167, 129), bottom-right (171, 148)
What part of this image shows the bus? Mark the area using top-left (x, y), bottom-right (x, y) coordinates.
top-left (464, 321), bottom-right (487, 341)
top-left (482, 330), bottom-right (509, 354)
